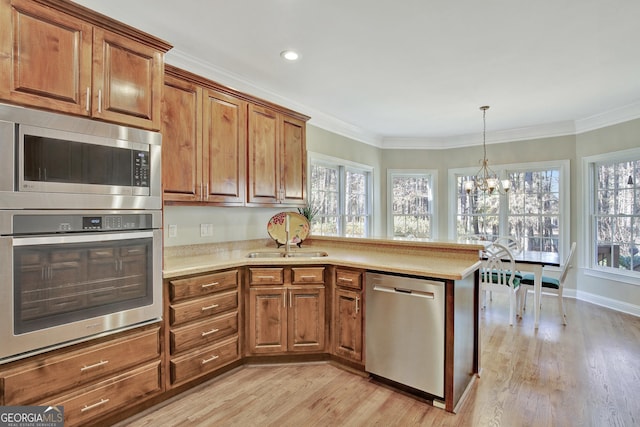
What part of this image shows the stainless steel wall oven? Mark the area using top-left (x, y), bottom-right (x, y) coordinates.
top-left (0, 104), bottom-right (162, 364)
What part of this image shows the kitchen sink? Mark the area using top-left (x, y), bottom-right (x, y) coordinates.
top-left (246, 251), bottom-right (328, 258)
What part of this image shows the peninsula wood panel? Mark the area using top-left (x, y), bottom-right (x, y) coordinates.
top-left (202, 89), bottom-right (246, 204)
top-left (0, 0), bottom-right (92, 115)
top-left (161, 74), bottom-right (202, 201)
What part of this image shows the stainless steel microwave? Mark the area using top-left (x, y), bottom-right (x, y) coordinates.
top-left (0, 103), bottom-right (162, 210)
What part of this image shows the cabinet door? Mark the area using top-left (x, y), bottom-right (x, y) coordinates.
top-left (161, 74), bottom-right (202, 202)
top-left (92, 28), bottom-right (163, 130)
top-left (202, 89), bottom-right (246, 205)
top-left (0, 0), bottom-right (92, 115)
top-left (248, 287), bottom-right (287, 354)
top-left (333, 288), bottom-right (363, 362)
top-left (247, 104), bottom-right (279, 205)
top-left (288, 286), bottom-right (325, 352)
top-left (280, 114), bottom-right (306, 206)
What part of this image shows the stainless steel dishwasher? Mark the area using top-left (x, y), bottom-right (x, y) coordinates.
top-left (365, 271), bottom-right (445, 401)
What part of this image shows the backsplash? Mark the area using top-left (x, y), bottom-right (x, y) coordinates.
top-left (163, 205), bottom-right (293, 246)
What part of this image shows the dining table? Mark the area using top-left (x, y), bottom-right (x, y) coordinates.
top-left (512, 250), bottom-right (561, 328)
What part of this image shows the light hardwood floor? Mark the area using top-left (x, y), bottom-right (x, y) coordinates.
top-left (116, 295), bottom-right (640, 426)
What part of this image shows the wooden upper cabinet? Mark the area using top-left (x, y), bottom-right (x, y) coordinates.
top-left (0, 0), bottom-right (170, 130)
top-left (281, 115), bottom-right (306, 205)
top-left (0, 0), bottom-right (93, 115)
top-left (203, 89), bottom-right (246, 205)
top-left (247, 104), bottom-right (280, 205)
top-left (92, 28), bottom-right (163, 130)
top-left (247, 104), bottom-right (307, 207)
top-left (161, 74), bottom-right (202, 202)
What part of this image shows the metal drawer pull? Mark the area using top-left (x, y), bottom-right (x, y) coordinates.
top-left (339, 277), bottom-right (353, 282)
top-left (201, 328), bottom-right (220, 337)
top-left (257, 276), bottom-right (276, 280)
top-left (300, 275), bottom-right (317, 280)
top-left (201, 304), bottom-right (219, 311)
top-left (201, 282), bottom-right (220, 288)
top-left (201, 354), bottom-right (219, 364)
top-left (81, 398), bottom-right (109, 412)
top-left (80, 360), bottom-right (109, 371)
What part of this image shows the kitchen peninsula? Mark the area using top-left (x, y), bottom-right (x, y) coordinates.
top-left (163, 236), bottom-right (483, 414)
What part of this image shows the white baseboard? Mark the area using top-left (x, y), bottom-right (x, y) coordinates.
top-left (563, 288), bottom-right (640, 317)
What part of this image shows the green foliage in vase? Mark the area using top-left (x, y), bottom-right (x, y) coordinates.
top-left (298, 203), bottom-right (320, 222)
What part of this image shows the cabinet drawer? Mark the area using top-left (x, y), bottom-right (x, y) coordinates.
top-left (249, 267), bottom-right (284, 285)
top-left (292, 267), bottom-right (325, 284)
top-left (170, 311), bottom-right (238, 354)
top-left (2, 327), bottom-right (160, 405)
top-left (45, 361), bottom-right (161, 427)
top-left (170, 290), bottom-right (238, 326)
top-left (170, 335), bottom-right (239, 385)
top-left (169, 270), bottom-right (238, 302)
top-left (336, 269), bottom-right (363, 290)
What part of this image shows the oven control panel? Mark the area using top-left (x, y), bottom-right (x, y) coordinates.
top-left (12, 213), bottom-right (156, 234)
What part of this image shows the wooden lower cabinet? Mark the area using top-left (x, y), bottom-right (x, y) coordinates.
top-left (44, 361), bottom-right (161, 427)
top-left (247, 266), bottom-right (326, 355)
top-left (166, 269), bottom-right (241, 387)
top-left (0, 325), bottom-right (162, 426)
top-left (333, 268), bottom-right (364, 363)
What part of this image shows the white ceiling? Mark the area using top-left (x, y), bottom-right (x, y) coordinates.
top-left (73, 0), bottom-right (640, 148)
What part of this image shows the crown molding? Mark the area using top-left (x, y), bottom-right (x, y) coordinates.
top-left (165, 49), bottom-right (640, 150)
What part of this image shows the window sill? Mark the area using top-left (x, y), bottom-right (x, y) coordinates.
top-left (584, 268), bottom-right (640, 286)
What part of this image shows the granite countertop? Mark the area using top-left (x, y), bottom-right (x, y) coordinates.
top-left (164, 236), bottom-right (484, 281)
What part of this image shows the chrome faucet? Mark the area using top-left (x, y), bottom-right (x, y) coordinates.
top-left (284, 214), bottom-right (291, 256)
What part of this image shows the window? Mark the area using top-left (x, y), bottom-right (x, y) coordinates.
top-left (309, 154), bottom-right (372, 237)
top-left (451, 160), bottom-right (568, 255)
top-left (388, 170), bottom-right (436, 238)
top-left (590, 154), bottom-right (640, 275)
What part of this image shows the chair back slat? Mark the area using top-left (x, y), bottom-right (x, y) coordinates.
top-left (558, 242), bottom-right (577, 284)
top-left (481, 243), bottom-right (517, 288)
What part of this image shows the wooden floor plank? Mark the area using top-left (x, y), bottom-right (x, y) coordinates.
top-left (116, 296), bottom-right (640, 426)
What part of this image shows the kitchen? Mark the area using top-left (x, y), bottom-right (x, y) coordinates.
top-left (1, 0), bottom-right (639, 426)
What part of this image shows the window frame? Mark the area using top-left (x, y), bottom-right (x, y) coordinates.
top-left (386, 169), bottom-right (438, 239)
top-left (308, 152), bottom-right (373, 237)
top-left (448, 159), bottom-right (570, 258)
top-left (582, 147), bottom-right (640, 284)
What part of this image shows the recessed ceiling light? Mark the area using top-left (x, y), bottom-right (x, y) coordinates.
top-left (280, 50), bottom-right (300, 61)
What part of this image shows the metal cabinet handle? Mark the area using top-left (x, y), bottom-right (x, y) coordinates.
top-left (81, 398), bottom-right (109, 412)
top-left (98, 89), bottom-right (102, 113)
top-left (201, 355), bottom-right (219, 364)
top-left (202, 282), bottom-right (219, 288)
top-left (257, 276), bottom-right (276, 280)
top-left (283, 290), bottom-right (286, 308)
top-left (356, 296), bottom-right (360, 314)
top-left (300, 275), bottom-right (316, 281)
top-left (86, 87), bottom-right (90, 111)
top-left (339, 277), bottom-right (353, 282)
top-left (201, 328), bottom-right (220, 337)
top-left (80, 359), bottom-right (109, 371)
top-left (201, 304), bottom-right (219, 311)
top-left (289, 290), bottom-right (292, 308)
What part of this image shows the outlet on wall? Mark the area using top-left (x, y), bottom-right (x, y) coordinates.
top-left (168, 224), bottom-right (178, 238)
top-left (200, 223), bottom-right (214, 237)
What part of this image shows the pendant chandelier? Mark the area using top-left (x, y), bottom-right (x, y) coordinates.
top-left (464, 106), bottom-right (511, 194)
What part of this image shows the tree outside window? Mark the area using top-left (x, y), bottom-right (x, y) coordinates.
top-left (593, 158), bottom-right (640, 273)
top-left (309, 157), bottom-right (372, 237)
top-left (390, 172), bottom-right (434, 238)
top-left (454, 162), bottom-right (565, 255)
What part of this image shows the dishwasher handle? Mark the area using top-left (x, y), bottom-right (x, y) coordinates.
top-left (372, 285), bottom-right (435, 299)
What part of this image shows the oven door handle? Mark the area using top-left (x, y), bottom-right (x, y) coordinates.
top-left (12, 231), bottom-right (155, 246)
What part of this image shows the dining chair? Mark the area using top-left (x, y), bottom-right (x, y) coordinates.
top-left (481, 242), bottom-right (522, 325)
top-left (484, 236), bottom-right (521, 304)
top-left (519, 242), bottom-right (576, 325)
